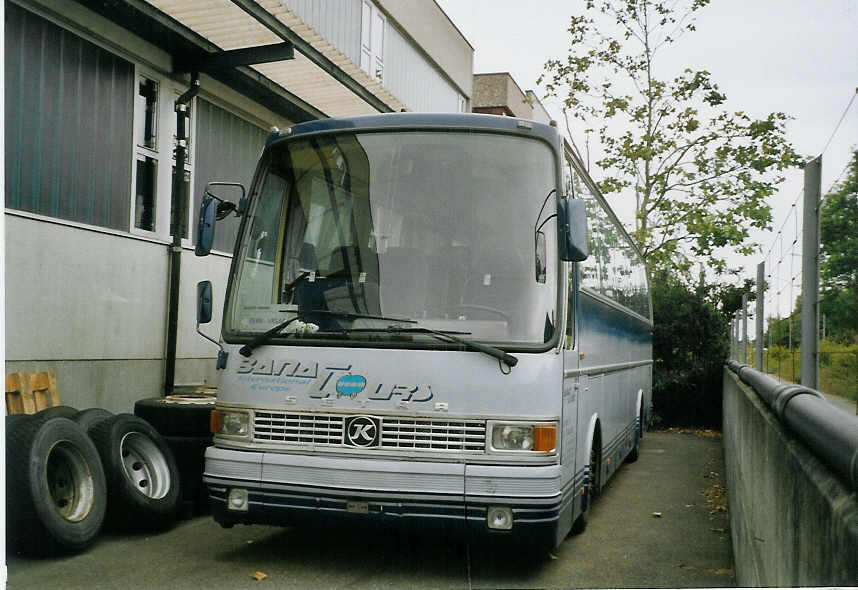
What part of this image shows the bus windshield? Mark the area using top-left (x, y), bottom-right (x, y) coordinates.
top-left (225, 130), bottom-right (559, 347)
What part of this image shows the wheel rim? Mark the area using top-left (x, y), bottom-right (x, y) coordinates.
top-left (46, 441), bottom-right (95, 522)
top-left (119, 432), bottom-right (170, 499)
top-left (588, 443), bottom-right (600, 501)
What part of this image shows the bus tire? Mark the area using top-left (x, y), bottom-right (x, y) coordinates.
top-left (162, 434), bottom-right (213, 516)
top-left (134, 395), bottom-right (215, 438)
top-left (73, 408), bottom-right (114, 433)
top-left (33, 405), bottom-right (79, 421)
top-left (626, 409), bottom-right (643, 463)
top-left (571, 436), bottom-right (601, 535)
top-left (6, 412), bottom-right (33, 429)
top-left (6, 417), bottom-right (107, 555)
top-left (88, 414), bottom-right (181, 530)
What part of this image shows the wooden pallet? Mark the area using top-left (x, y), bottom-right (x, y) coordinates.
top-left (5, 371), bottom-right (61, 415)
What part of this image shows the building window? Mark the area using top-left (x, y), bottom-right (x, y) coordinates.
top-left (171, 95), bottom-right (193, 239)
top-left (360, 1), bottom-right (385, 82)
top-left (134, 156), bottom-right (157, 231)
top-left (134, 76), bottom-right (160, 232)
top-left (131, 72), bottom-right (195, 239)
top-left (137, 78), bottom-right (158, 150)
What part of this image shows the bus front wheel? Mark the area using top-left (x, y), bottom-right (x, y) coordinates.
top-left (571, 437), bottom-right (600, 535)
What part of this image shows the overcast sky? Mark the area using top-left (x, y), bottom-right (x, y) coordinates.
top-left (436, 0), bottom-right (858, 291)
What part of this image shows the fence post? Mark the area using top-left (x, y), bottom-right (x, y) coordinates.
top-left (732, 316), bottom-right (738, 361)
top-left (801, 157), bottom-right (821, 389)
top-left (756, 262), bottom-right (764, 370)
top-left (742, 293), bottom-right (748, 364)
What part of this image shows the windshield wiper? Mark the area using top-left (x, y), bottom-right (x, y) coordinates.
top-left (238, 310), bottom-right (415, 357)
top-left (342, 325), bottom-right (518, 369)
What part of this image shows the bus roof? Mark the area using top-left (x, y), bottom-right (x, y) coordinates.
top-left (270, 113), bottom-right (560, 147)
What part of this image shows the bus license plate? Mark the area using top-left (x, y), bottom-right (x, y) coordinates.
top-left (346, 501), bottom-right (369, 514)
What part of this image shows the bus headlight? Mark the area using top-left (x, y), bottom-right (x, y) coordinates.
top-left (211, 409), bottom-right (251, 438)
top-left (489, 422), bottom-right (557, 453)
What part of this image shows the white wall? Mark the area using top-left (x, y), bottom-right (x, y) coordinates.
top-left (5, 213), bottom-right (232, 410)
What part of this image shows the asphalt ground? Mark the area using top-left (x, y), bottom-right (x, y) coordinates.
top-left (6, 431), bottom-right (735, 589)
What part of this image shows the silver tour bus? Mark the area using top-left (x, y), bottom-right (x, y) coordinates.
top-left (195, 113), bottom-right (652, 552)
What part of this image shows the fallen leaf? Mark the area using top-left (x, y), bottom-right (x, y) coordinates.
top-left (651, 512), bottom-right (663, 518)
top-left (251, 571), bottom-right (268, 581)
top-left (711, 528), bottom-right (726, 534)
top-left (685, 504), bottom-right (694, 508)
top-left (677, 563), bottom-right (696, 571)
top-left (708, 568), bottom-right (735, 576)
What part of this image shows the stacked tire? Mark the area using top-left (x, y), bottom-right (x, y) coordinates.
top-left (6, 406), bottom-right (182, 556)
top-left (6, 408), bottom-right (106, 555)
top-left (134, 394), bottom-right (215, 516)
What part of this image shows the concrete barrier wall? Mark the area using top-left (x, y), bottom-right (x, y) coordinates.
top-left (723, 368), bottom-right (858, 586)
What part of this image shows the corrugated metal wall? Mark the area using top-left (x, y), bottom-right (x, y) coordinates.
top-left (279, 0), bottom-right (463, 112)
top-left (385, 24), bottom-right (461, 113)
top-left (4, 3), bottom-right (134, 230)
top-left (280, 0), bottom-right (362, 65)
top-left (193, 98), bottom-right (268, 253)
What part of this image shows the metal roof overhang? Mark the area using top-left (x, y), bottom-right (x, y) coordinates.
top-left (77, 0), bottom-right (402, 122)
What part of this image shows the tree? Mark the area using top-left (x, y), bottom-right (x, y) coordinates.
top-left (540, 0), bottom-right (803, 274)
top-left (819, 149), bottom-right (858, 342)
top-left (651, 269), bottom-right (727, 426)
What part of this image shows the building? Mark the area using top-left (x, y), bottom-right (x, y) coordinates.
top-left (472, 72), bottom-right (553, 125)
top-left (4, 0), bottom-right (473, 410)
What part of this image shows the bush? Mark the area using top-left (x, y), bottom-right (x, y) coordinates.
top-left (652, 270), bottom-right (728, 427)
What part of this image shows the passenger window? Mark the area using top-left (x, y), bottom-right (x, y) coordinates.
top-left (575, 169), bottom-right (650, 319)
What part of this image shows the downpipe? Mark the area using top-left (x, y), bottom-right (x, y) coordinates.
top-left (164, 73), bottom-right (201, 395)
top-left (726, 361), bottom-right (858, 491)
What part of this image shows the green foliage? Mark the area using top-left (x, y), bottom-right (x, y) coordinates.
top-left (707, 277), bottom-right (756, 317)
top-left (763, 341), bottom-right (858, 402)
top-left (820, 287), bottom-right (856, 343)
top-left (766, 345), bottom-right (789, 364)
top-left (819, 149), bottom-right (858, 343)
top-left (540, 0), bottom-right (803, 273)
top-left (651, 269), bottom-right (728, 426)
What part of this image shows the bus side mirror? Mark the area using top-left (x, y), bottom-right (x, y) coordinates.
top-left (558, 199), bottom-right (589, 262)
top-left (196, 197), bottom-right (216, 256)
top-left (197, 280), bottom-right (213, 325)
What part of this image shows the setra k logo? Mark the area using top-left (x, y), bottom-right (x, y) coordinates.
top-left (344, 416), bottom-right (380, 447)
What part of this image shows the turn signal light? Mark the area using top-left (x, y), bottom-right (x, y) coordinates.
top-left (210, 410), bottom-right (222, 434)
top-left (532, 425), bottom-right (557, 452)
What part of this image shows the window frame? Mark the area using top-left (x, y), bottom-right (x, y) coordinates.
top-left (129, 67), bottom-right (196, 244)
top-left (360, 0), bottom-right (386, 83)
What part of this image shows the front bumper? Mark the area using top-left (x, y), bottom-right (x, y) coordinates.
top-left (203, 446), bottom-right (576, 542)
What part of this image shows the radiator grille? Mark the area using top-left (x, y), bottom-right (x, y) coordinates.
top-left (381, 418), bottom-right (485, 451)
top-left (253, 412), bottom-right (486, 452)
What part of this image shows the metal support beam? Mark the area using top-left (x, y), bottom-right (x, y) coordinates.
top-left (801, 157), bottom-right (821, 389)
top-left (78, 0), bottom-right (325, 122)
top-left (756, 262), bottom-right (765, 370)
top-left (174, 42), bottom-right (294, 73)
top-left (230, 0), bottom-right (395, 113)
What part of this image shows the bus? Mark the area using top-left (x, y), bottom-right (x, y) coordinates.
top-left (195, 113), bottom-right (652, 551)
